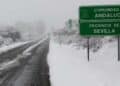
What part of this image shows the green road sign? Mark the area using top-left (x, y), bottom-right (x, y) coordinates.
top-left (79, 5), bottom-right (120, 35)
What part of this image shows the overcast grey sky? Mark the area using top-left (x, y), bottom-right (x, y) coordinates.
top-left (0, 0), bottom-right (119, 29)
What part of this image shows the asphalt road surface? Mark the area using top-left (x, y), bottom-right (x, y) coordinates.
top-left (0, 38), bottom-right (50, 86)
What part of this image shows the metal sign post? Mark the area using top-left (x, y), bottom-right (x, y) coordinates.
top-left (87, 37), bottom-right (90, 61)
top-left (118, 36), bottom-right (120, 61)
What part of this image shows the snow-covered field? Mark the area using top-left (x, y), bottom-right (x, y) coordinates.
top-left (48, 40), bottom-right (120, 86)
top-left (90, 41), bottom-right (118, 62)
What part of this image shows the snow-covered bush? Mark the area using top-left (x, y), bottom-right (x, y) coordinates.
top-left (52, 19), bottom-right (117, 52)
top-left (0, 26), bottom-right (22, 46)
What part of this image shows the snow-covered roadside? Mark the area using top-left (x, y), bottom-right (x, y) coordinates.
top-left (48, 40), bottom-right (120, 86)
top-left (90, 41), bottom-right (117, 62)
